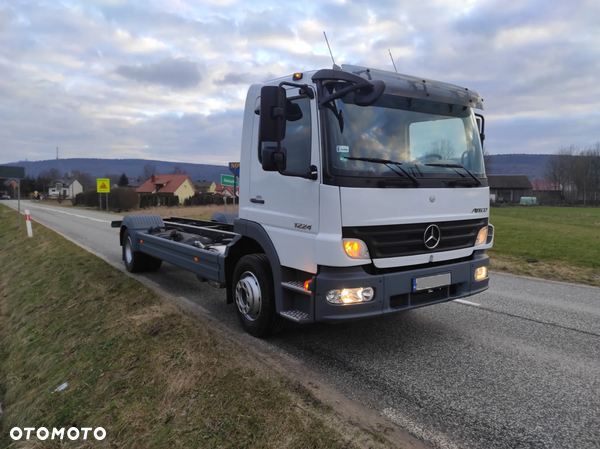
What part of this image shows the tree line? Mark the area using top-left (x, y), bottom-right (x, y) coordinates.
top-left (544, 144), bottom-right (600, 205)
top-left (3, 163), bottom-right (183, 197)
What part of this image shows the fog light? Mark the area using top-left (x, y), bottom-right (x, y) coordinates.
top-left (326, 287), bottom-right (375, 305)
top-left (474, 266), bottom-right (488, 281)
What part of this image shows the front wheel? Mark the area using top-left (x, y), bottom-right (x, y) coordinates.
top-left (123, 230), bottom-right (146, 273)
top-left (233, 254), bottom-right (283, 338)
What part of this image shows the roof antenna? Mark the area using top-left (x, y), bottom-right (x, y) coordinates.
top-left (323, 32), bottom-right (340, 69)
top-left (388, 49), bottom-right (398, 74)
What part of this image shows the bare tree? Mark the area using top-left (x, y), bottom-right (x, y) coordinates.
top-left (483, 148), bottom-right (493, 174)
top-left (430, 139), bottom-right (456, 160)
top-left (70, 170), bottom-right (94, 191)
top-left (142, 164), bottom-right (156, 180)
top-left (544, 146), bottom-right (576, 201)
top-left (587, 143), bottom-right (600, 204)
top-left (39, 168), bottom-right (63, 181)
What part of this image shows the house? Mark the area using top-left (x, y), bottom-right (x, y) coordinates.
top-left (214, 182), bottom-right (239, 197)
top-left (193, 181), bottom-right (216, 194)
top-left (531, 181), bottom-right (563, 204)
top-left (488, 175), bottom-right (533, 204)
top-left (48, 178), bottom-right (83, 199)
top-left (127, 177), bottom-right (143, 188)
top-left (136, 174), bottom-right (195, 205)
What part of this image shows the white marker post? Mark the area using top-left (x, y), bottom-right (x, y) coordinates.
top-left (25, 210), bottom-right (33, 237)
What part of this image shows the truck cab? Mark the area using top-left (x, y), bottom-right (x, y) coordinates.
top-left (238, 65), bottom-right (493, 330)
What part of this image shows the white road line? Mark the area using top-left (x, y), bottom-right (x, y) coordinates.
top-left (23, 204), bottom-right (112, 223)
top-left (453, 299), bottom-right (481, 306)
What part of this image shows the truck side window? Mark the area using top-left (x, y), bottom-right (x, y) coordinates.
top-left (259, 96), bottom-right (311, 176)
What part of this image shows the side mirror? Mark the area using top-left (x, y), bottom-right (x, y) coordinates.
top-left (259, 86), bottom-right (287, 142)
top-left (261, 146), bottom-right (287, 172)
top-left (354, 80), bottom-right (386, 106)
top-left (475, 114), bottom-right (485, 144)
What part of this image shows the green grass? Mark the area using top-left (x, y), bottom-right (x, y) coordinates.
top-left (488, 206), bottom-right (600, 286)
top-left (0, 205), bottom-right (395, 448)
top-left (489, 206), bottom-right (600, 268)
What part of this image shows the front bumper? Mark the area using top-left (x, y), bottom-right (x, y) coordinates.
top-left (313, 252), bottom-right (489, 322)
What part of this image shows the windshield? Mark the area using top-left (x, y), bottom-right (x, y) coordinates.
top-left (324, 88), bottom-right (485, 185)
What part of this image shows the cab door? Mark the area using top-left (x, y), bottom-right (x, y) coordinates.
top-left (246, 87), bottom-right (320, 273)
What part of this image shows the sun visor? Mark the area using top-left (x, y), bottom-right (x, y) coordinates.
top-left (341, 64), bottom-right (484, 110)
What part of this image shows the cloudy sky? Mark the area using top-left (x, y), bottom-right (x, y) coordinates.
top-left (1, 0), bottom-right (599, 165)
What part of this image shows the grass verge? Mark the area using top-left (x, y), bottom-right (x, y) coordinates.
top-left (488, 206), bottom-right (600, 287)
top-left (0, 205), bottom-right (395, 448)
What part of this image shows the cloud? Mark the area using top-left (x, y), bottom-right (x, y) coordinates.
top-left (1, 0), bottom-right (600, 165)
top-left (115, 58), bottom-right (201, 89)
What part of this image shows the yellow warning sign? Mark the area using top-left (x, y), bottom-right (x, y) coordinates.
top-left (97, 178), bottom-right (110, 193)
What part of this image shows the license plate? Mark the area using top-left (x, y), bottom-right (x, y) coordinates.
top-left (412, 273), bottom-right (451, 292)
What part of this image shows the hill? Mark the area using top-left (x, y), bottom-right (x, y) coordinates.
top-left (6, 154), bottom-right (552, 183)
top-left (487, 154), bottom-right (550, 180)
top-left (5, 158), bottom-right (230, 182)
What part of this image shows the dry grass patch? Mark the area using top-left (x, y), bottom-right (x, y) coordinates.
top-left (0, 205), bottom-right (399, 449)
top-left (490, 255), bottom-right (600, 287)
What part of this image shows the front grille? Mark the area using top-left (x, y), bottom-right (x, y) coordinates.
top-left (342, 218), bottom-right (488, 259)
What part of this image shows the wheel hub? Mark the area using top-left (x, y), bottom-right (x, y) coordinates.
top-left (235, 271), bottom-right (262, 321)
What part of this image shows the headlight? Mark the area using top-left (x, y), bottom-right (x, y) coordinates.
top-left (343, 239), bottom-right (370, 259)
top-left (475, 227), bottom-right (488, 246)
top-left (326, 287), bottom-right (375, 305)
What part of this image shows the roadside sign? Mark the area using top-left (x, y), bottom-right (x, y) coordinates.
top-left (221, 174), bottom-right (235, 187)
top-left (97, 178), bottom-right (110, 193)
top-left (0, 165), bottom-right (25, 179)
top-left (229, 162), bottom-right (240, 176)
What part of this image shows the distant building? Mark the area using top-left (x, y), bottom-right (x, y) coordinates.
top-left (193, 181), bottom-right (216, 194)
top-left (48, 178), bottom-right (83, 199)
top-left (127, 177), bottom-right (143, 188)
top-left (488, 175), bottom-right (532, 204)
top-left (136, 174), bottom-right (195, 205)
top-left (214, 182), bottom-right (239, 197)
top-left (531, 181), bottom-right (563, 204)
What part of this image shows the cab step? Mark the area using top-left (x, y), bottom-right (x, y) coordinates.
top-left (280, 310), bottom-right (311, 323)
top-left (281, 280), bottom-right (311, 295)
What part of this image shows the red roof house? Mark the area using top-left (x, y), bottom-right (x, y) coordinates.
top-left (136, 174), bottom-right (196, 205)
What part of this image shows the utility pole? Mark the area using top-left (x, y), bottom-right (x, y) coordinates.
top-left (56, 146), bottom-right (58, 160)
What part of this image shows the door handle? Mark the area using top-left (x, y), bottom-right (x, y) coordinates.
top-left (250, 197), bottom-right (265, 204)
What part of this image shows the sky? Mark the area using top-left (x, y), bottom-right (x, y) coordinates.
top-left (1, 0), bottom-right (599, 165)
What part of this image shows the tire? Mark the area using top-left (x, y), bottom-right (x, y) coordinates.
top-left (232, 254), bottom-right (284, 338)
top-left (123, 230), bottom-right (146, 273)
top-left (145, 256), bottom-right (162, 272)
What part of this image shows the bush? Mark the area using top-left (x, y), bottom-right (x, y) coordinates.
top-left (183, 193), bottom-right (224, 206)
top-left (109, 187), bottom-right (138, 212)
top-left (74, 190), bottom-right (100, 208)
top-left (139, 194), bottom-right (180, 208)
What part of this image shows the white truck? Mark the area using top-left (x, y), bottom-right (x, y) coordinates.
top-left (112, 64), bottom-right (494, 337)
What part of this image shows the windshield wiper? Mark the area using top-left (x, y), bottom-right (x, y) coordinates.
top-left (424, 163), bottom-right (482, 186)
top-left (344, 157), bottom-right (420, 187)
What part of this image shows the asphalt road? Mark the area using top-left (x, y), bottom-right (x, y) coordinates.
top-left (5, 200), bottom-right (600, 449)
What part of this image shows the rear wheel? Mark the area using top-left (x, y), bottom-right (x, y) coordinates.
top-left (145, 256), bottom-right (162, 272)
top-left (123, 230), bottom-right (146, 273)
top-left (233, 254), bottom-right (283, 337)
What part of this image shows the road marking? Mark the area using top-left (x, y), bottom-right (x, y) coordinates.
top-left (453, 299), bottom-right (481, 306)
top-left (22, 204), bottom-right (112, 223)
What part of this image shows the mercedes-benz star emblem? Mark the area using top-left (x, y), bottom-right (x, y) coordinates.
top-left (424, 224), bottom-right (441, 250)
